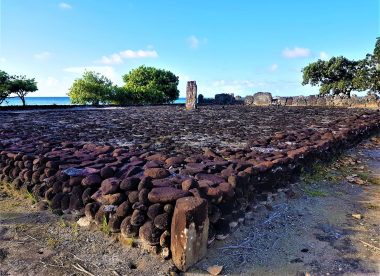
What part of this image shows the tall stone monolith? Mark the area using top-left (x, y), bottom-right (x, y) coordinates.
top-left (186, 81), bottom-right (197, 110)
top-left (171, 197), bottom-right (209, 271)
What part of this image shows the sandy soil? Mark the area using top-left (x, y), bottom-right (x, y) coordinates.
top-left (1, 135), bottom-right (379, 276)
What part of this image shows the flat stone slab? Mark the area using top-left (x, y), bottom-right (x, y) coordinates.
top-left (148, 187), bottom-right (191, 203)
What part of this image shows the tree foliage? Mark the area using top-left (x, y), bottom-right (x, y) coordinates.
top-left (0, 70), bottom-right (37, 106)
top-left (122, 66), bottom-right (179, 104)
top-left (8, 75), bottom-right (38, 106)
top-left (0, 70), bottom-right (11, 105)
top-left (302, 57), bottom-right (358, 97)
top-left (302, 38), bottom-right (380, 97)
top-left (67, 71), bottom-right (115, 105)
top-left (67, 67), bottom-right (179, 106)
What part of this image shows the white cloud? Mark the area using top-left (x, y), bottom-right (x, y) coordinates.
top-left (119, 49), bottom-right (158, 58)
top-left (33, 76), bottom-right (71, 97)
top-left (97, 49), bottom-right (158, 65)
top-left (0, 57), bottom-right (5, 63)
top-left (59, 2), bottom-right (72, 10)
top-left (269, 64), bottom-right (278, 72)
top-left (209, 79), bottom-right (263, 94)
top-left (282, 47), bottom-right (311, 58)
top-left (319, 51), bottom-right (329, 60)
top-left (187, 35), bottom-right (200, 49)
top-left (99, 54), bottom-right (124, 65)
top-left (64, 66), bottom-right (118, 82)
top-left (34, 51), bottom-right (52, 60)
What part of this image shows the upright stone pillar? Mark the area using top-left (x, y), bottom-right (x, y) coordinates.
top-left (171, 197), bottom-right (209, 271)
top-left (186, 81), bottom-right (197, 110)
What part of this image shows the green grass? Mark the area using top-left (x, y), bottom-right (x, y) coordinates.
top-left (58, 217), bottom-right (68, 228)
top-left (25, 190), bottom-right (37, 204)
top-left (304, 188), bottom-right (328, 197)
top-left (46, 237), bottom-right (61, 249)
top-left (100, 215), bottom-right (110, 235)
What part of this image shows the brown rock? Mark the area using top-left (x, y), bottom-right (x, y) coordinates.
top-left (100, 166), bottom-right (115, 179)
top-left (165, 156), bottom-right (185, 167)
top-left (116, 201), bottom-right (132, 218)
top-left (138, 188), bottom-right (149, 205)
top-left (146, 153), bottom-right (167, 162)
top-left (108, 215), bottom-right (123, 233)
top-left (82, 174), bottom-right (102, 187)
top-left (120, 177), bottom-right (140, 191)
top-left (100, 177), bottom-right (120, 195)
top-left (147, 203), bottom-right (163, 220)
top-left (85, 202), bottom-right (100, 219)
top-left (131, 209), bottom-right (146, 226)
top-left (195, 173), bottom-right (225, 184)
top-left (120, 216), bottom-right (139, 238)
top-left (160, 230), bottom-right (171, 248)
top-left (144, 168), bottom-right (170, 179)
top-left (139, 221), bottom-right (162, 246)
top-left (128, 190), bottom-right (139, 204)
top-left (148, 187), bottom-right (191, 203)
top-left (181, 179), bottom-right (198, 191)
top-left (154, 213), bottom-right (170, 230)
top-left (69, 176), bottom-right (83, 186)
top-left (217, 182), bottom-right (235, 198)
top-left (171, 197), bottom-right (209, 272)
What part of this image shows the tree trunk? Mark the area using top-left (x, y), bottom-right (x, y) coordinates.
top-left (21, 96), bottom-right (26, 106)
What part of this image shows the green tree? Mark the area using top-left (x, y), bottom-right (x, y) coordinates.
top-left (0, 70), bottom-right (11, 105)
top-left (109, 86), bottom-right (137, 105)
top-left (373, 37), bottom-right (380, 64)
top-left (8, 75), bottom-right (38, 106)
top-left (302, 56), bottom-right (357, 97)
top-left (68, 71), bottom-right (115, 105)
top-left (122, 66), bottom-right (179, 104)
top-left (353, 55), bottom-right (379, 95)
top-left (352, 38), bottom-right (380, 96)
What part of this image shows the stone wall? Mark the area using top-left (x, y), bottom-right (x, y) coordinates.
top-left (245, 92), bottom-right (380, 108)
top-left (198, 93), bottom-right (244, 105)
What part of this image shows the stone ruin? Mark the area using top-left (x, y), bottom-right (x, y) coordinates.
top-left (1, 106), bottom-right (380, 271)
top-left (245, 92), bottom-right (380, 108)
top-left (186, 81), bottom-right (197, 110)
top-left (198, 93), bottom-right (243, 105)
top-left (244, 92), bottom-right (272, 106)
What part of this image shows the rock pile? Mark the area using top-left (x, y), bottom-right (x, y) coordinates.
top-left (244, 92), bottom-right (380, 108)
top-left (1, 106), bottom-right (379, 270)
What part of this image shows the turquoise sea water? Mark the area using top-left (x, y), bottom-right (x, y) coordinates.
top-left (1, 97), bottom-right (186, 106)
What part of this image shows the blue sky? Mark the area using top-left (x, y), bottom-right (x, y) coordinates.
top-left (0, 0), bottom-right (379, 97)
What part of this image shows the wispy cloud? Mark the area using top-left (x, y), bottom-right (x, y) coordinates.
top-left (59, 2), bottom-right (72, 10)
top-left (0, 57), bottom-right (5, 63)
top-left (187, 35), bottom-right (200, 49)
top-left (209, 79), bottom-right (265, 94)
top-left (64, 66), bottom-right (117, 82)
top-left (269, 63), bottom-right (278, 72)
top-left (319, 51), bottom-right (329, 60)
top-left (97, 49), bottom-right (158, 65)
top-left (282, 47), bottom-right (311, 58)
top-left (34, 51), bottom-right (52, 60)
top-left (187, 35), bottom-right (207, 49)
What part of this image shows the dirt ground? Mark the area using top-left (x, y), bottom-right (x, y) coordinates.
top-left (1, 135), bottom-right (379, 276)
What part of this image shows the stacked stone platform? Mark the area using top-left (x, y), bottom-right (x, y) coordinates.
top-left (1, 106), bottom-right (379, 270)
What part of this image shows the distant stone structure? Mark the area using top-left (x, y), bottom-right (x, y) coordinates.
top-left (214, 93), bottom-right (235, 105)
top-left (186, 81), bottom-right (197, 110)
top-left (197, 93), bottom-right (244, 105)
top-left (250, 92), bottom-right (273, 106)
top-left (244, 92), bottom-right (380, 108)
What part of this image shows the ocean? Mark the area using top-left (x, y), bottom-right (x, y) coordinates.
top-left (1, 97), bottom-right (186, 106)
